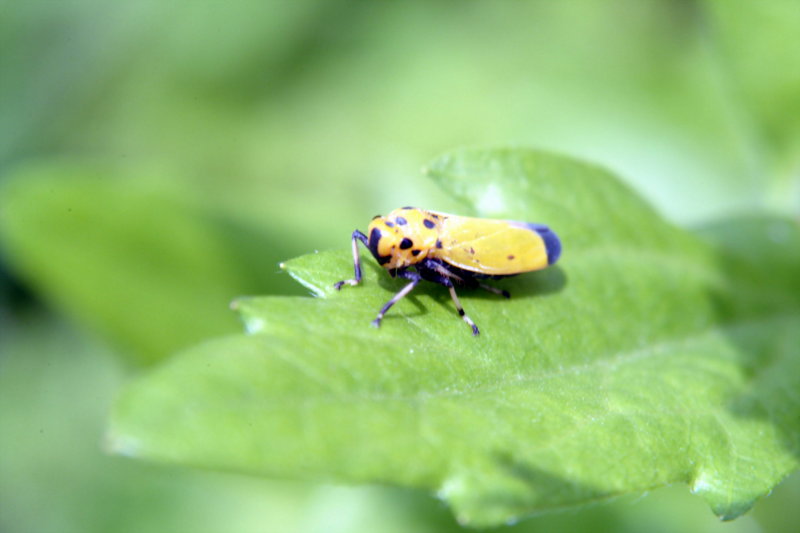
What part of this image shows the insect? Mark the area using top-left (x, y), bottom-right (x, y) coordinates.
top-left (334, 207), bottom-right (562, 335)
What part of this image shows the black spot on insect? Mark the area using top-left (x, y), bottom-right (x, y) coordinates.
top-left (507, 254), bottom-right (515, 260)
top-left (385, 221), bottom-right (394, 228)
top-left (431, 214), bottom-right (440, 219)
top-left (436, 240), bottom-right (443, 249)
top-left (423, 219), bottom-right (435, 229)
top-left (402, 206), bottom-right (414, 210)
top-left (377, 255), bottom-right (391, 265)
top-left (411, 249), bottom-right (421, 256)
top-left (396, 216), bottom-right (408, 225)
top-left (368, 227), bottom-right (382, 255)
top-left (469, 247), bottom-right (476, 255)
top-left (400, 238), bottom-right (413, 249)
top-left (372, 215), bottom-right (381, 220)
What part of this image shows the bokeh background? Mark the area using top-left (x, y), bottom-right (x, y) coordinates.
top-left (1, 1), bottom-right (799, 532)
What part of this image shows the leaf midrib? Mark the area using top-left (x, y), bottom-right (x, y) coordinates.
top-left (247, 311), bottom-right (799, 404)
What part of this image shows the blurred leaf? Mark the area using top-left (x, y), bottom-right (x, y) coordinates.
top-left (703, 1), bottom-right (800, 187)
top-left (0, 162), bottom-right (302, 365)
top-left (108, 148), bottom-right (799, 526)
top-left (0, 314), bottom-right (324, 533)
top-left (7, 0), bottom-right (795, 234)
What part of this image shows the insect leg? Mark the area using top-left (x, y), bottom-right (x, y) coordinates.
top-left (448, 285), bottom-right (480, 336)
top-left (371, 270), bottom-right (421, 328)
top-left (334, 230), bottom-right (369, 290)
top-left (478, 282), bottom-right (510, 299)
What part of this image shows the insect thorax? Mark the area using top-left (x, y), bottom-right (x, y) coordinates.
top-left (367, 208), bottom-right (441, 269)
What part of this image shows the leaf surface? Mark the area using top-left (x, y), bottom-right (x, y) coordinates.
top-left (109, 148), bottom-right (800, 526)
top-left (0, 162), bottom-right (303, 364)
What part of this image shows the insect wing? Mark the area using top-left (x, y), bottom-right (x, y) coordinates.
top-left (437, 215), bottom-right (549, 275)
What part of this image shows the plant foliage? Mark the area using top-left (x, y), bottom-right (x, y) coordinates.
top-left (108, 148), bottom-right (800, 526)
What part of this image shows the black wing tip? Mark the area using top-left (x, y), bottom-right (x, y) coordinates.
top-left (526, 223), bottom-right (562, 265)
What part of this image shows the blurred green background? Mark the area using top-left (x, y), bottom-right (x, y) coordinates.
top-left (1, 1), bottom-right (798, 532)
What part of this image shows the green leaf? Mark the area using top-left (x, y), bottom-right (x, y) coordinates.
top-left (0, 161), bottom-right (303, 365)
top-left (703, 1), bottom-right (800, 183)
top-left (108, 148), bottom-right (800, 526)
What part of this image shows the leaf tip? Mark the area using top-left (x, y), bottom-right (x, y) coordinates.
top-left (283, 266), bottom-right (330, 298)
top-left (230, 297), bottom-right (267, 334)
top-left (690, 472), bottom-right (758, 521)
top-left (243, 316), bottom-right (266, 334)
top-left (103, 430), bottom-right (142, 459)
